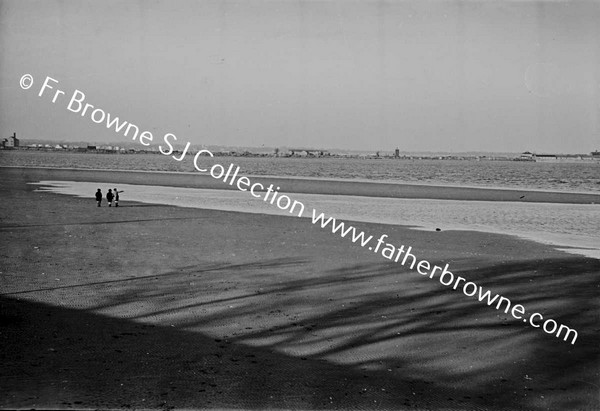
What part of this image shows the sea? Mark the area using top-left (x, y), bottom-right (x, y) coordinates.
top-left (3, 150), bottom-right (600, 258)
top-left (2, 150), bottom-right (600, 193)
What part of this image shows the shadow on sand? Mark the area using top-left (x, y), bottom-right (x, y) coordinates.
top-left (2, 255), bottom-right (598, 410)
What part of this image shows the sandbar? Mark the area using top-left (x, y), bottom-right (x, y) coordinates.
top-left (3, 166), bottom-right (600, 204)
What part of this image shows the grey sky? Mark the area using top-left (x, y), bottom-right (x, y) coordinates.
top-left (1, 0), bottom-right (599, 152)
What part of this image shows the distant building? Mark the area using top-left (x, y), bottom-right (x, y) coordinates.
top-left (394, 148), bottom-right (400, 158)
top-left (535, 154), bottom-right (558, 162)
top-left (528, 152), bottom-right (599, 163)
top-left (518, 151), bottom-right (535, 161)
top-left (6, 132), bottom-right (19, 148)
top-left (288, 148), bottom-right (330, 157)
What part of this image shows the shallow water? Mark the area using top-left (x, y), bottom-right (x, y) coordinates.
top-left (33, 180), bottom-right (600, 259)
top-left (5, 150), bottom-right (600, 193)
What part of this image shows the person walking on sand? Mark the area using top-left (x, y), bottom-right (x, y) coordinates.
top-left (95, 188), bottom-right (102, 207)
top-left (106, 189), bottom-right (114, 207)
top-left (113, 188), bottom-right (123, 207)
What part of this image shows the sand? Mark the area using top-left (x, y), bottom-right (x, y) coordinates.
top-left (33, 180), bottom-right (600, 259)
top-left (3, 166), bottom-right (600, 203)
top-left (1, 168), bottom-right (599, 410)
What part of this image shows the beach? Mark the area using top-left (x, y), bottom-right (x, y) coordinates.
top-left (4, 0), bottom-right (600, 408)
top-left (1, 167), bottom-right (599, 410)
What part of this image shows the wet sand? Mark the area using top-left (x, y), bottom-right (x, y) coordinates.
top-left (33, 179), bottom-right (600, 259)
top-left (3, 166), bottom-right (600, 204)
top-left (0, 168), bottom-right (599, 410)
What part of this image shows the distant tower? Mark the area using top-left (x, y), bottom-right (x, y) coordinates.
top-left (394, 147), bottom-right (400, 158)
top-left (7, 132), bottom-right (19, 148)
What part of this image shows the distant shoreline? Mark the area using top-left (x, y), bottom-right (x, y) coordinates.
top-left (3, 166), bottom-right (599, 204)
top-left (4, 140), bottom-right (600, 160)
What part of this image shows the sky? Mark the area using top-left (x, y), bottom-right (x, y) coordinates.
top-left (1, 0), bottom-right (599, 153)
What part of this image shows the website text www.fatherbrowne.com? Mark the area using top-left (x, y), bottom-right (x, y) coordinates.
top-left (22, 74), bottom-right (579, 345)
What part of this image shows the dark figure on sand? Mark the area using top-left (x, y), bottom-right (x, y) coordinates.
top-left (113, 188), bottom-right (123, 207)
top-left (95, 189), bottom-right (102, 207)
top-left (106, 189), bottom-right (114, 207)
